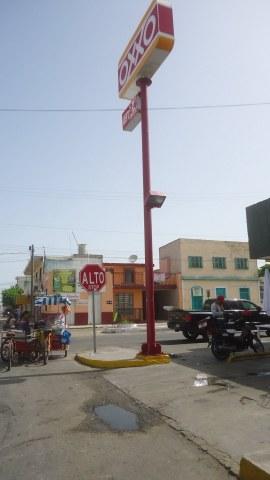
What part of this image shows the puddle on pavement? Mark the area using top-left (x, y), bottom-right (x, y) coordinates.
top-left (248, 371), bottom-right (270, 377)
top-left (94, 404), bottom-right (139, 431)
top-left (193, 374), bottom-right (232, 390)
top-left (193, 374), bottom-right (209, 387)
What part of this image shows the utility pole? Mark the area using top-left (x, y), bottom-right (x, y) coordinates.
top-left (29, 244), bottom-right (34, 317)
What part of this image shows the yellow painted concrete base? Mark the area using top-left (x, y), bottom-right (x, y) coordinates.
top-left (75, 353), bottom-right (171, 369)
top-left (228, 351), bottom-right (270, 363)
top-left (240, 454), bottom-right (270, 480)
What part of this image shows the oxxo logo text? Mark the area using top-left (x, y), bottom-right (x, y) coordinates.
top-left (122, 95), bottom-right (141, 128)
top-left (119, 9), bottom-right (158, 89)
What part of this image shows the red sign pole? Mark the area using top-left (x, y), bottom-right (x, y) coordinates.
top-left (137, 77), bottom-right (161, 356)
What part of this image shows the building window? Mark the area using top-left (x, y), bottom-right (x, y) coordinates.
top-left (212, 257), bottom-right (226, 269)
top-left (239, 288), bottom-right (250, 300)
top-left (188, 256), bottom-right (203, 268)
top-left (216, 287), bottom-right (226, 298)
top-left (235, 258), bottom-right (249, 270)
top-left (124, 269), bottom-right (135, 284)
top-left (115, 293), bottom-right (133, 310)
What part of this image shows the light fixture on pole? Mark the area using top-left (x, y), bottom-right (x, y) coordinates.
top-left (145, 191), bottom-right (166, 209)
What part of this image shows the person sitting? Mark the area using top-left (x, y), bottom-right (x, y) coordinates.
top-left (17, 311), bottom-right (31, 335)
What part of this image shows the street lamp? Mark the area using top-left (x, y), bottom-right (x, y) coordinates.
top-left (145, 191), bottom-right (166, 209)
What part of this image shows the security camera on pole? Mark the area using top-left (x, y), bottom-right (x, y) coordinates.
top-left (79, 264), bottom-right (106, 353)
top-left (118, 0), bottom-right (174, 355)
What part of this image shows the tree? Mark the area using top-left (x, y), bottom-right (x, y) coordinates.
top-left (258, 264), bottom-right (270, 278)
top-left (2, 285), bottom-right (23, 308)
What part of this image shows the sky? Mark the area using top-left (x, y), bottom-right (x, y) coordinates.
top-left (1, 0), bottom-right (270, 292)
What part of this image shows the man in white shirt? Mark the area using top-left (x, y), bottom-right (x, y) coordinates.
top-left (211, 296), bottom-right (225, 319)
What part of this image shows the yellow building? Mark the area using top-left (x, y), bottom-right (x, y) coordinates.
top-left (159, 238), bottom-right (260, 310)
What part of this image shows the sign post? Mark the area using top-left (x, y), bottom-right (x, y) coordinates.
top-left (79, 264), bottom-right (106, 353)
top-left (118, 1), bottom-right (174, 355)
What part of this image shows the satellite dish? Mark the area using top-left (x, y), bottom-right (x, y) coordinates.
top-left (129, 254), bottom-right (138, 263)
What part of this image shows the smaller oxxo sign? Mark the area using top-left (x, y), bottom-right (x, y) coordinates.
top-left (122, 93), bottom-right (141, 131)
top-left (79, 264), bottom-right (106, 293)
top-left (118, 0), bottom-right (174, 100)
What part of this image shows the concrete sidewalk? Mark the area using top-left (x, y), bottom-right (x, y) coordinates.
top-left (95, 344), bottom-right (270, 479)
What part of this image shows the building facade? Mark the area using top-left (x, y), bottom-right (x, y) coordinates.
top-left (102, 263), bottom-right (179, 322)
top-left (22, 246), bottom-right (179, 324)
top-left (24, 245), bottom-right (103, 325)
top-left (159, 238), bottom-right (260, 310)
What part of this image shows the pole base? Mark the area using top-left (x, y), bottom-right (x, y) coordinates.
top-left (140, 342), bottom-right (162, 356)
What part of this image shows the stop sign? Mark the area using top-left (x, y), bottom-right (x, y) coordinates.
top-left (79, 264), bottom-right (106, 293)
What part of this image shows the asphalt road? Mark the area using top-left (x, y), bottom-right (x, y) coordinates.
top-left (0, 327), bottom-right (235, 480)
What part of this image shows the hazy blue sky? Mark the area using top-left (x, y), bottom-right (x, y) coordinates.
top-left (1, 0), bottom-right (270, 291)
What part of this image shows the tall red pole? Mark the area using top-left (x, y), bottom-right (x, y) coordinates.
top-left (137, 77), bottom-right (162, 356)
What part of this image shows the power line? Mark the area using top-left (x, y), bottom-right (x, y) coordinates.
top-left (0, 185), bottom-right (264, 201)
top-left (0, 252), bottom-right (28, 256)
top-left (1, 101), bottom-right (270, 113)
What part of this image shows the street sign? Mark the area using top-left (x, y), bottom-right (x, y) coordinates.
top-left (118, 0), bottom-right (174, 100)
top-left (79, 264), bottom-right (106, 293)
top-left (122, 93), bottom-right (141, 131)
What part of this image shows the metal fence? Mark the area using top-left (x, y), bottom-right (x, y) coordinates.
top-left (113, 308), bottom-right (144, 323)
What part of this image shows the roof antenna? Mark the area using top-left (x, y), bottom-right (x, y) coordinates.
top-left (72, 231), bottom-right (79, 246)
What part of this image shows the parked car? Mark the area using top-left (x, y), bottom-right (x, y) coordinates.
top-left (165, 298), bottom-right (270, 340)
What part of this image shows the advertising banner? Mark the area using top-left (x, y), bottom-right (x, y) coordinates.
top-left (53, 270), bottom-right (76, 293)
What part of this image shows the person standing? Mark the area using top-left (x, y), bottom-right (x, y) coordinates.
top-left (211, 295), bottom-right (225, 319)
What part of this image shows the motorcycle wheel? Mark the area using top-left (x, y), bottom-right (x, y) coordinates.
top-left (182, 326), bottom-right (199, 341)
top-left (251, 337), bottom-right (264, 353)
top-left (211, 339), bottom-right (230, 361)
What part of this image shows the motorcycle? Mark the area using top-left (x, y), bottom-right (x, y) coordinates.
top-left (198, 315), bottom-right (264, 361)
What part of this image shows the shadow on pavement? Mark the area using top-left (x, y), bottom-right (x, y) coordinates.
top-left (168, 343), bottom-right (270, 394)
top-left (0, 377), bottom-right (26, 385)
top-left (159, 338), bottom-right (207, 346)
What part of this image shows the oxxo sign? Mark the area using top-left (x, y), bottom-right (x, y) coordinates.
top-left (122, 93), bottom-right (141, 131)
top-left (118, 0), bottom-right (174, 100)
top-left (79, 264), bottom-right (106, 293)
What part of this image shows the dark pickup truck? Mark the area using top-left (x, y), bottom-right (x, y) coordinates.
top-left (165, 298), bottom-right (270, 340)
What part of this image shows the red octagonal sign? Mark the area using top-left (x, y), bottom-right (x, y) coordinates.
top-left (79, 264), bottom-right (106, 293)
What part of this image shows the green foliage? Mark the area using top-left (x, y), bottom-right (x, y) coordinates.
top-left (258, 264), bottom-right (270, 278)
top-left (2, 285), bottom-right (23, 308)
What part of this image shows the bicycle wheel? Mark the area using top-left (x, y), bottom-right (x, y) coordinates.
top-left (1, 340), bottom-right (10, 362)
top-left (43, 339), bottom-right (49, 365)
top-left (8, 342), bottom-right (14, 370)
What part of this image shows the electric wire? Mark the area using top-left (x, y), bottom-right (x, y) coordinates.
top-left (1, 101), bottom-right (270, 113)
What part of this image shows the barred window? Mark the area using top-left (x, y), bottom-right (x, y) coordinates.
top-left (188, 256), bottom-right (203, 268)
top-left (235, 258), bottom-right (248, 270)
top-left (212, 257), bottom-right (226, 269)
top-left (115, 293), bottom-right (133, 309)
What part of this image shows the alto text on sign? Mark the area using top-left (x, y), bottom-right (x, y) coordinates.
top-left (79, 264), bottom-right (106, 293)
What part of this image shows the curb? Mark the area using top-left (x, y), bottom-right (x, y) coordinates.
top-left (240, 453), bottom-right (270, 479)
top-left (69, 323), bottom-right (167, 330)
top-left (228, 351), bottom-right (270, 363)
top-left (75, 352), bottom-right (171, 369)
